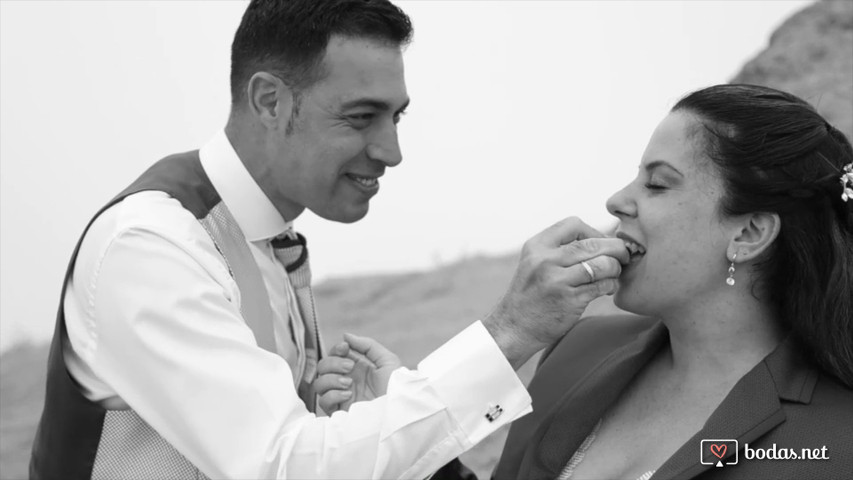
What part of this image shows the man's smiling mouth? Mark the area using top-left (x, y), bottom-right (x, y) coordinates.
top-left (346, 173), bottom-right (379, 188)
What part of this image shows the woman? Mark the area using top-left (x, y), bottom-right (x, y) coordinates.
top-left (316, 84), bottom-right (853, 479)
top-left (491, 84), bottom-right (853, 480)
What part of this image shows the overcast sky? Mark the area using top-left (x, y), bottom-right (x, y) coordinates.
top-left (0, 0), bottom-right (811, 350)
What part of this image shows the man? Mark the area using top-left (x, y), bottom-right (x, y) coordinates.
top-left (30, 1), bottom-right (628, 478)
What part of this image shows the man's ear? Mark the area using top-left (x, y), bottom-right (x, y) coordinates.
top-left (728, 212), bottom-right (781, 262)
top-left (246, 72), bottom-right (294, 129)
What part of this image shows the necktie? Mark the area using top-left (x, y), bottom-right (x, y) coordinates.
top-left (271, 232), bottom-right (322, 411)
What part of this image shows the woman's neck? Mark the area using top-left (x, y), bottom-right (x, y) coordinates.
top-left (658, 296), bottom-right (786, 385)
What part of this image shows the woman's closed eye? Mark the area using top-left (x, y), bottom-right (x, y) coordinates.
top-left (643, 171), bottom-right (678, 192)
top-left (644, 182), bottom-right (668, 191)
top-left (640, 160), bottom-right (682, 193)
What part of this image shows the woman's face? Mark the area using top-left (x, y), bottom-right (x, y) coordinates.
top-left (606, 111), bottom-right (737, 317)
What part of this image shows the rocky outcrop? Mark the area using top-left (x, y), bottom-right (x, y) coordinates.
top-left (731, 0), bottom-right (853, 139)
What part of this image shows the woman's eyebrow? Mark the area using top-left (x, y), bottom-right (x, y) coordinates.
top-left (645, 160), bottom-right (684, 178)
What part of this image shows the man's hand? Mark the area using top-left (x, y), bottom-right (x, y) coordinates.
top-left (314, 333), bottom-right (401, 413)
top-left (483, 217), bottom-right (629, 369)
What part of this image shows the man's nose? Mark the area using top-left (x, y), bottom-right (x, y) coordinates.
top-left (366, 125), bottom-right (402, 167)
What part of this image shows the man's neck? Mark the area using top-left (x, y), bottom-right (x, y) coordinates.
top-left (223, 120), bottom-right (304, 223)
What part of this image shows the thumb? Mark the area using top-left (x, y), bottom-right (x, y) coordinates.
top-left (342, 333), bottom-right (399, 368)
top-left (328, 341), bottom-right (350, 358)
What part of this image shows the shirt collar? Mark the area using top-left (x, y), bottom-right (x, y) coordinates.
top-left (199, 130), bottom-right (292, 242)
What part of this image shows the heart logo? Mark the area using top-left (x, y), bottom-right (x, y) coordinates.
top-left (710, 444), bottom-right (727, 459)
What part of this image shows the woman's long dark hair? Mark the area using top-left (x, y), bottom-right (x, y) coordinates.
top-left (674, 84), bottom-right (853, 388)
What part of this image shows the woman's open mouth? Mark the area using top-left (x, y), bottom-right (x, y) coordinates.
top-left (616, 232), bottom-right (647, 265)
top-left (624, 240), bottom-right (646, 264)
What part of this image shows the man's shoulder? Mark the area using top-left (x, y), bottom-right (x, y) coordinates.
top-left (89, 191), bottom-right (202, 244)
top-left (73, 190), bottom-right (221, 287)
top-left (82, 150), bottom-right (210, 251)
top-left (119, 150), bottom-right (220, 220)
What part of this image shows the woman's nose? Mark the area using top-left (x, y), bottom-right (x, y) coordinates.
top-left (606, 183), bottom-right (636, 219)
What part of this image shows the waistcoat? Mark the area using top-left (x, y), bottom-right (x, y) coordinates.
top-left (30, 151), bottom-right (321, 479)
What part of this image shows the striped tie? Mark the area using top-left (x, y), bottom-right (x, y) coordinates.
top-left (272, 232), bottom-right (323, 412)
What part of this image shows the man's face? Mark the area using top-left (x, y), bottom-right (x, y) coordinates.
top-left (263, 35), bottom-right (409, 223)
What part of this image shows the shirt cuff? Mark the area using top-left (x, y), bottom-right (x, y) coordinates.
top-left (417, 320), bottom-right (532, 448)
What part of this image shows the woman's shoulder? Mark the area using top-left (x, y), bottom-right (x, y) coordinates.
top-left (526, 314), bottom-right (661, 413)
top-left (766, 339), bottom-right (853, 421)
top-left (754, 352), bottom-right (853, 442)
top-left (538, 313), bottom-right (659, 367)
top-left (493, 314), bottom-right (663, 480)
top-left (572, 313), bottom-right (659, 337)
top-left (753, 374), bottom-right (853, 475)
top-left (794, 371), bottom-right (853, 420)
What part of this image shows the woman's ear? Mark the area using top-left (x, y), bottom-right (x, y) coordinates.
top-left (728, 212), bottom-right (781, 262)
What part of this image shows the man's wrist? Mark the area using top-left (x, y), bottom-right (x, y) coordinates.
top-left (482, 312), bottom-right (541, 370)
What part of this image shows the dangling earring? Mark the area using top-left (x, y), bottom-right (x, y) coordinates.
top-left (726, 253), bottom-right (737, 286)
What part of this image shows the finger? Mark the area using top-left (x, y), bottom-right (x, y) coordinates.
top-left (572, 278), bottom-right (621, 303)
top-left (559, 238), bottom-right (630, 266)
top-left (316, 356), bottom-right (356, 376)
top-left (342, 333), bottom-right (399, 368)
top-left (327, 341), bottom-right (350, 358)
top-left (313, 373), bottom-right (354, 396)
top-left (565, 255), bottom-right (623, 286)
top-left (319, 389), bottom-right (353, 413)
top-left (537, 217), bottom-right (605, 247)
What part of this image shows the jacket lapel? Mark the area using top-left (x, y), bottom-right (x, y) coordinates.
top-left (517, 322), bottom-right (669, 479)
top-left (653, 336), bottom-right (818, 480)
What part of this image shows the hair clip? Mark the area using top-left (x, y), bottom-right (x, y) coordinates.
top-left (842, 163), bottom-right (853, 202)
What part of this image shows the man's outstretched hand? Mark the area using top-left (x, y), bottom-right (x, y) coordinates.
top-left (482, 217), bottom-right (628, 369)
top-left (313, 217), bottom-right (628, 411)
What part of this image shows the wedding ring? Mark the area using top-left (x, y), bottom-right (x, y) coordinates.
top-left (581, 261), bottom-right (596, 283)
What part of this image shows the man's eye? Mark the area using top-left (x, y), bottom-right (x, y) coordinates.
top-left (345, 113), bottom-right (375, 129)
top-left (393, 110), bottom-right (407, 125)
top-left (644, 183), bottom-right (667, 191)
top-left (349, 113), bottom-right (374, 122)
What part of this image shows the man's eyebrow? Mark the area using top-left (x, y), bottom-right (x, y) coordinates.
top-left (645, 160), bottom-right (684, 178)
top-left (340, 97), bottom-right (410, 113)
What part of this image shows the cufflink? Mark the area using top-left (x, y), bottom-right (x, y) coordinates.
top-left (485, 404), bottom-right (503, 422)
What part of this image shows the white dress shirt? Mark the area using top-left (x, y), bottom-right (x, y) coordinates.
top-left (63, 131), bottom-right (532, 479)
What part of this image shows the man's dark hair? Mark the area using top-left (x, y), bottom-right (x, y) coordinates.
top-left (230, 0), bottom-right (413, 107)
top-left (674, 84), bottom-right (853, 388)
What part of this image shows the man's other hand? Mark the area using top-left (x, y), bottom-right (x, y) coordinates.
top-left (314, 334), bottom-right (401, 413)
